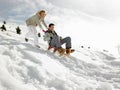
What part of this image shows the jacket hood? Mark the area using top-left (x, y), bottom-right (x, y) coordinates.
top-left (36, 12), bottom-right (41, 18)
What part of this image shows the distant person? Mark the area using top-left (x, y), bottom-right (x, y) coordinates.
top-left (44, 23), bottom-right (75, 55)
top-left (25, 10), bottom-right (47, 48)
top-left (0, 21), bottom-right (6, 31)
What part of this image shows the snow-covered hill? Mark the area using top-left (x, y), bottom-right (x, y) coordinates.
top-left (0, 23), bottom-right (120, 90)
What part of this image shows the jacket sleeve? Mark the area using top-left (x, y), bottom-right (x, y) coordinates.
top-left (42, 20), bottom-right (47, 29)
top-left (43, 32), bottom-right (51, 41)
top-left (37, 20), bottom-right (44, 30)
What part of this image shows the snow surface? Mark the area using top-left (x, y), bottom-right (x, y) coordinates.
top-left (0, 23), bottom-right (120, 90)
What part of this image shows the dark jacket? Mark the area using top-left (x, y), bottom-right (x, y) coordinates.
top-left (43, 30), bottom-right (59, 44)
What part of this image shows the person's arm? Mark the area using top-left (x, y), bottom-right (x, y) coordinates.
top-left (42, 20), bottom-right (48, 29)
top-left (37, 20), bottom-right (44, 30)
top-left (43, 33), bottom-right (51, 41)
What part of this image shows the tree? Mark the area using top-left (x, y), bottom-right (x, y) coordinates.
top-left (0, 21), bottom-right (7, 31)
top-left (0, 24), bottom-right (6, 31)
top-left (16, 26), bottom-right (21, 34)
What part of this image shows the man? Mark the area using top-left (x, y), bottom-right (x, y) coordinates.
top-left (25, 10), bottom-right (47, 47)
top-left (44, 23), bottom-right (75, 55)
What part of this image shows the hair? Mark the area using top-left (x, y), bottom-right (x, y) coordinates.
top-left (49, 23), bottom-right (54, 27)
top-left (39, 10), bottom-right (46, 15)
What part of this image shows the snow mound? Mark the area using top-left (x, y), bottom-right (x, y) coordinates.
top-left (0, 23), bottom-right (120, 90)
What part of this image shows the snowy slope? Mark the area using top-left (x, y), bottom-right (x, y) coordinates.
top-left (0, 23), bottom-right (120, 90)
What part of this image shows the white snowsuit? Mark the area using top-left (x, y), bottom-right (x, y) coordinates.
top-left (25, 11), bottom-right (47, 46)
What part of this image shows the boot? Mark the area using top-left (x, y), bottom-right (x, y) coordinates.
top-left (58, 48), bottom-right (65, 55)
top-left (71, 49), bottom-right (75, 53)
top-left (66, 49), bottom-right (71, 55)
top-left (66, 48), bottom-right (75, 55)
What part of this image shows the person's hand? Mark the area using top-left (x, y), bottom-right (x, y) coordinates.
top-left (50, 37), bottom-right (53, 39)
top-left (42, 30), bottom-right (46, 33)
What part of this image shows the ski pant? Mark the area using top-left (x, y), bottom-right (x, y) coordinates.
top-left (50, 36), bottom-right (71, 49)
top-left (25, 25), bottom-right (38, 45)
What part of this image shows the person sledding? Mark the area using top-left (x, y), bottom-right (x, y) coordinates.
top-left (43, 23), bottom-right (75, 56)
top-left (25, 10), bottom-right (47, 48)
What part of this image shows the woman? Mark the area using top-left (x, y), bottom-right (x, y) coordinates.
top-left (25, 10), bottom-right (47, 47)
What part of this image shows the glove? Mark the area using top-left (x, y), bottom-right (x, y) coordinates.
top-left (50, 37), bottom-right (53, 39)
top-left (42, 30), bottom-right (46, 33)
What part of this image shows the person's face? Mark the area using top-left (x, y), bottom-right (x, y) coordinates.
top-left (49, 25), bottom-right (54, 31)
top-left (40, 12), bottom-right (46, 18)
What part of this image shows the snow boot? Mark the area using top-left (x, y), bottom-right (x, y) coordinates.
top-left (66, 48), bottom-right (75, 55)
top-left (71, 49), bottom-right (75, 53)
top-left (38, 33), bottom-right (41, 37)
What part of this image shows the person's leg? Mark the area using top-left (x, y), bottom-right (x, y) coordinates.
top-left (61, 37), bottom-right (74, 55)
top-left (60, 37), bottom-right (71, 49)
top-left (50, 36), bottom-right (65, 55)
top-left (30, 26), bottom-right (39, 46)
top-left (50, 36), bottom-right (61, 48)
top-left (25, 26), bottom-right (39, 46)
top-left (25, 26), bottom-right (33, 39)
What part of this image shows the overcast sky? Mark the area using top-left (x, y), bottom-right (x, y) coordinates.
top-left (0, 0), bottom-right (120, 24)
top-left (48, 0), bottom-right (120, 20)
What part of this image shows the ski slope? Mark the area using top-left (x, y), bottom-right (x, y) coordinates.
top-left (0, 23), bottom-right (120, 90)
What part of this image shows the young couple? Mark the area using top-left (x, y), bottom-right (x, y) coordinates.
top-left (25, 10), bottom-right (74, 55)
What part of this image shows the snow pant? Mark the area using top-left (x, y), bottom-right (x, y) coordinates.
top-left (25, 25), bottom-right (38, 45)
top-left (50, 36), bottom-right (71, 49)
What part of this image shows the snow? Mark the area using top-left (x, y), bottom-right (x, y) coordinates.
top-left (0, 23), bottom-right (120, 90)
